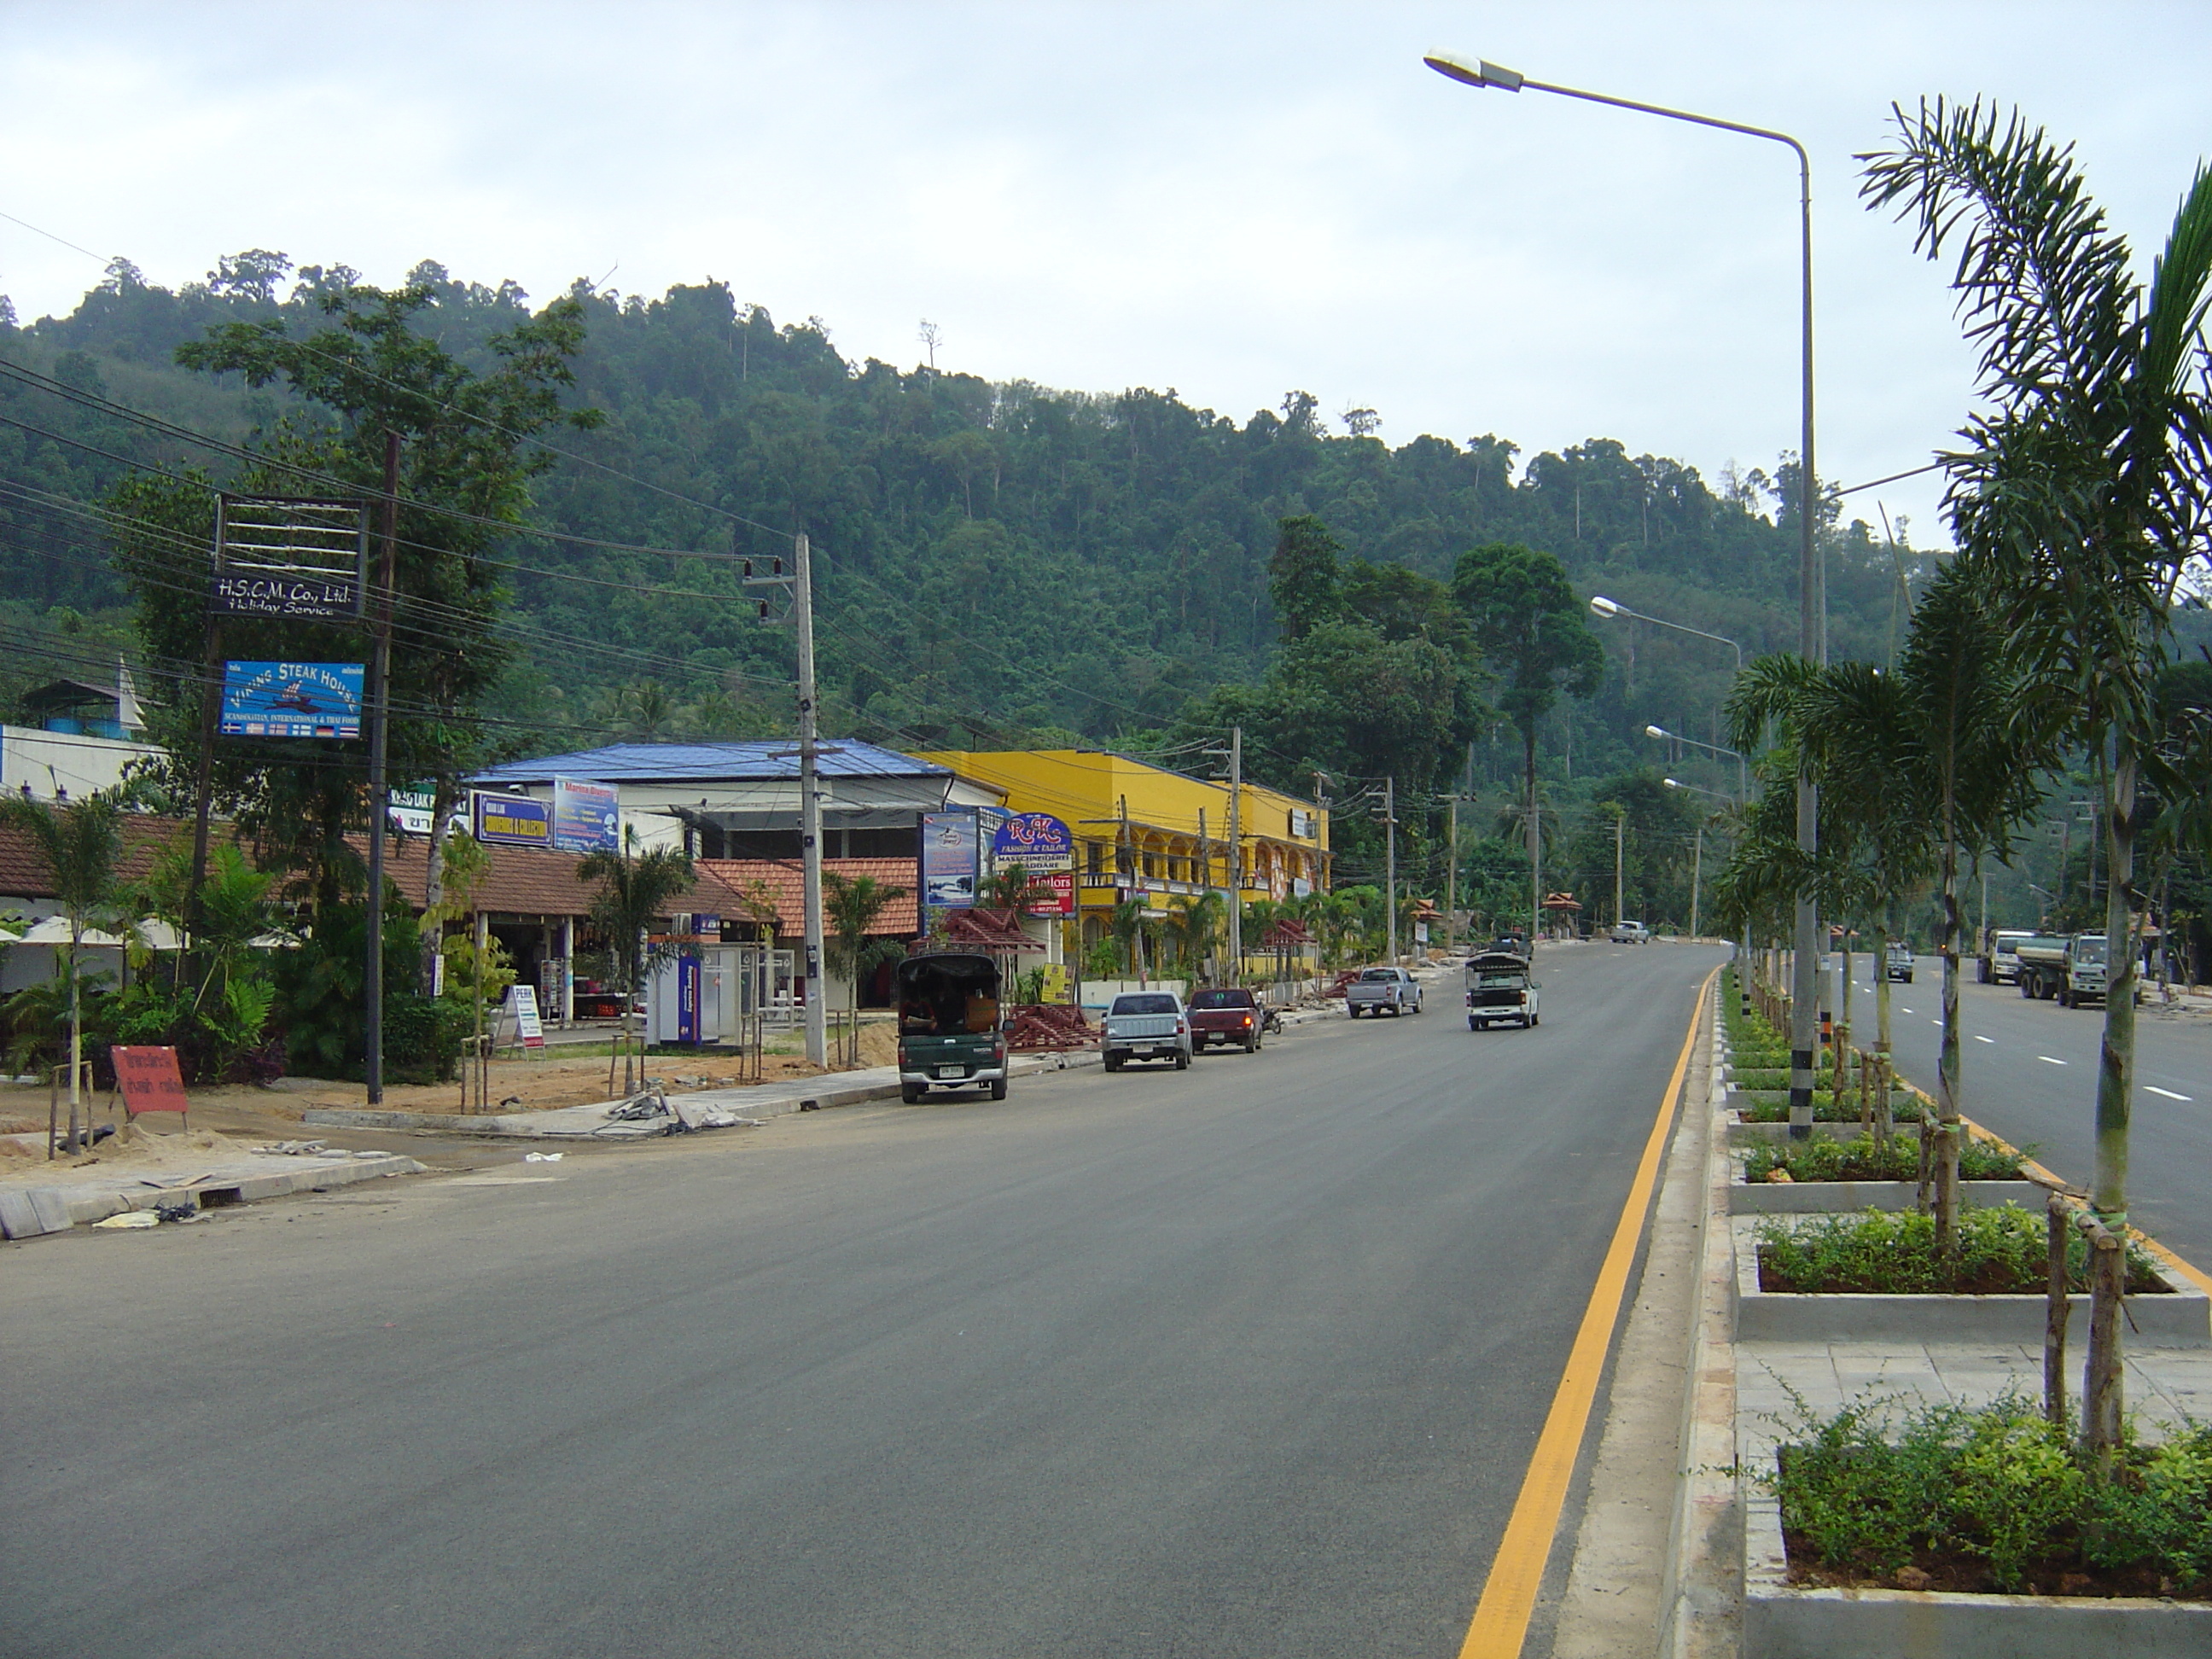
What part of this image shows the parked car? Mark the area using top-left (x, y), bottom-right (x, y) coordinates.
top-left (1102, 991), bottom-right (1192, 1071)
top-left (1464, 952), bottom-right (1540, 1029)
top-left (1610, 919), bottom-right (1651, 944)
top-left (1884, 941), bottom-right (1915, 983)
top-left (1345, 965), bottom-right (1423, 1017)
top-left (895, 951), bottom-right (1009, 1103)
top-left (1187, 987), bottom-right (1265, 1053)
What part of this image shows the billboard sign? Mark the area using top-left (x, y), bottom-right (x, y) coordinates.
top-left (990, 812), bottom-right (1074, 870)
top-left (474, 791), bottom-right (552, 848)
top-left (212, 495), bottom-right (368, 620)
top-left (508, 984), bottom-right (545, 1050)
top-left (551, 777), bottom-right (620, 854)
top-left (387, 784), bottom-right (436, 836)
top-left (921, 811), bottom-right (979, 913)
top-left (219, 661), bottom-right (363, 739)
top-left (1022, 869), bottom-right (1076, 917)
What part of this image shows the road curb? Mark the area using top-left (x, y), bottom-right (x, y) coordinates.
top-left (0, 1151), bottom-right (427, 1241)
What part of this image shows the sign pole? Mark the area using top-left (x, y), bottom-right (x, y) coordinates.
top-left (364, 433), bottom-right (400, 1105)
top-left (1227, 726), bottom-right (1243, 984)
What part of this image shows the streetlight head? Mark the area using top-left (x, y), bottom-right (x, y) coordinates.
top-left (1644, 724), bottom-right (1669, 740)
top-left (1589, 594), bottom-right (1623, 619)
top-left (1423, 50), bottom-right (1524, 91)
top-left (1664, 777), bottom-right (1682, 789)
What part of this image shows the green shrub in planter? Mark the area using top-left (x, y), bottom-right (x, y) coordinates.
top-left (1736, 1091), bottom-right (1924, 1122)
top-left (1742, 1132), bottom-right (2028, 1184)
top-left (1755, 1206), bottom-right (2164, 1295)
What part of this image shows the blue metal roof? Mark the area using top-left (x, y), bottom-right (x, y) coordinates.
top-left (470, 740), bottom-right (952, 786)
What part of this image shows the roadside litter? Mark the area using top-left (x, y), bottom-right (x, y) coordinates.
top-left (92, 1211), bottom-right (160, 1229)
top-left (597, 1086), bottom-right (758, 1137)
top-left (523, 1151), bottom-right (564, 1162)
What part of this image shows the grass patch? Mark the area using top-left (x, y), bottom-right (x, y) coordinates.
top-left (1735, 1091), bottom-right (1924, 1123)
top-left (1770, 1393), bottom-right (2212, 1597)
top-left (1755, 1206), bottom-right (2166, 1295)
top-left (1742, 1132), bottom-right (2029, 1185)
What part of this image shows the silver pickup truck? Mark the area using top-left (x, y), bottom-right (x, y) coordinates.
top-left (1102, 991), bottom-right (1192, 1072)
top-left (1345, 965), bottom-right (1423, 1018)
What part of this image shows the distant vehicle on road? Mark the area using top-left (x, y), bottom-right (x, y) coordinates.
top-left (896, 952), bottom-right (1010, 1103)
top-left (2017, 933), bottom-right (2115, 1006)
top-left (1187, 987), bottom-right (1265, 1053)
top-left (1979, 928), bottom-right (2034, 985)
top-left (1103, 991), bottom-right (1192, 1071)
top-left (1609, 919), bottom-right (1651, 944)
top-left (1884, 941), bottom-right (1915, 983)
top-left (1346, 966), bottom-right (1423, 1018)
top-left (1464, 952), bottom-right (1540, 1029)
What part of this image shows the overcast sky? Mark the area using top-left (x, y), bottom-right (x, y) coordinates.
top-left (3, 2), bottom-right (2208, 547)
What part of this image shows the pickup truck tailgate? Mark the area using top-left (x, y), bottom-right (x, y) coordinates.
top-left (1107, 1015), bottom-right (1179, 1040)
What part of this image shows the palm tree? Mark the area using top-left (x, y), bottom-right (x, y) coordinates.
top-left (824, 871), bottom-right (907, 1068)
top-left (1, 789), bottom-right (128, 1150)
top-left (1863, 100), bottom-right (2212, 1458)
top-left (578, 829), bottom-right (696, 1092)
top-left (1106, 896), bottom-right (1149, 984)
top-left (1163, 888), bottom-right (1225, 981)
top-left (1729, 564), bottom-right (2046, 1247)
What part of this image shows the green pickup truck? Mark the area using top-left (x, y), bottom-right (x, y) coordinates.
top-left (896, 952), bottom-right (1010, 1103)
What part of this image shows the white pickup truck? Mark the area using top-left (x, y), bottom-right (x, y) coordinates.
top-left (1102, 991), bottom-right (1192, 1071)
top-left (1345, 965), bottom-right (1423, 1018)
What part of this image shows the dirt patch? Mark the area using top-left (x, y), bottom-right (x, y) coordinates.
top-left (1785, 1532), bottom-right (2206, 1601)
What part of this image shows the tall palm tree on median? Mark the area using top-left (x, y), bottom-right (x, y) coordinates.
top-left (1729, 563), bottom-right (2046, 1249)
top-left (1863, 99), bottom-right (2212, 1458)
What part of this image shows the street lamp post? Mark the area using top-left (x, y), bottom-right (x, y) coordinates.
top-left (1644, 721), bottom-right (1748, 802)
top-left (1589, 595), bottom-right (1749, 797)
top-left (1430, 51), bottom-right (1821, 1141)
top-left (1667, 777), bottom-right (1737, 948)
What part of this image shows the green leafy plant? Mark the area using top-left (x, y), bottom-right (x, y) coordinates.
top-left (1742, 1132), bottom-right (2028, 1185)
top-left (1755, 1206), bottom-right (2163, 1296)
top-left (1769, 1391), bottom-right (2212, 1595)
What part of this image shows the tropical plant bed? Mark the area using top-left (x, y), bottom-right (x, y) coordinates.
top-left (1743, 1132), bottom-right (2026, 1185)
top-left (1730, 1216), bottom-right (2207, 1345)
top-left (1731, 1065), bottom-right (1880, 1091)
top-left (1743, 1422), bottom-right (2212, 1658)
top-left (1731, 1090), bottom-right (1923, 1122)
top-left (1732, 1133), bottom-right (2039, 1214)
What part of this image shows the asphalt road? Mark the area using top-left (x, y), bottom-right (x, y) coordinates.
top-left (1857, 954), bottom-right (2212, 1268)
top-left (3, 941), bottom-right (1721, 1659)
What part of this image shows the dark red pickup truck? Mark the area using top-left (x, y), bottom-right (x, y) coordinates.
top-left (1187, 987), bottom-right (1264, 1053)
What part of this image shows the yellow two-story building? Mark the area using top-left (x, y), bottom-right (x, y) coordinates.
top-left (917, 748), bottom-right (1330, 965)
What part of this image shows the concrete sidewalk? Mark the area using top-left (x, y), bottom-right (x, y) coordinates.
top-left (0, 1148), bottom-right (426, 1240)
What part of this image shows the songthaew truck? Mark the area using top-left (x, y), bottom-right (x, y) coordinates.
top-left (2015, 933), bottom-right (2110, 1007)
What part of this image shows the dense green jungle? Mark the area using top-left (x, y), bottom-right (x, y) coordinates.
top-left (3, 253), bottom-right (2202, 940)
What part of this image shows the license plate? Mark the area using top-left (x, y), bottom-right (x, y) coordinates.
top-left (1137, 1044), bottom-right (1160, 1054)
top-left (937, 1065), bottom-right (964, 1079)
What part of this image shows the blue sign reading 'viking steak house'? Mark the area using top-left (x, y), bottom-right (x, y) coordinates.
top-left (218, 661), bottom-right (364, 739)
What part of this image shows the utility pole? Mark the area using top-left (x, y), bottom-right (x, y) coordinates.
top-left (1227, 726), bottom-right (1243, 982)
top-left (1384, 774), bottom-right (1398, 963)
top-left (1613, 807), bottom-right (1626, 928)
top-left (795, 533), bottom-right (826, 1069)
top-left (1528, 783), bottom-right (1542, 960)
top-left (1691, 819), bottom-right (1705, 939)
top-left (1446, 794), bottom-right (1459, 955)
top-left (364, 432), bottom-right (400, 1105)
top-left (745, 534), bottom-right (827, 1068)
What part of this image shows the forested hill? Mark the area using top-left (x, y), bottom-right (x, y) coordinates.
top-left (0, 256), bottom-right (1931, 795)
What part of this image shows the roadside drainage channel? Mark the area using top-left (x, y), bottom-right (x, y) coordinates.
top-left (1682, 1006), bottom-right (2212, 1656)
top-left (0, 1151), bottom-right (427, 1241)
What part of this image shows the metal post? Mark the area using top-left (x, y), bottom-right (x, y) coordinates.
top-left (1447, 795), bottom-right (1459, 955)
top-left (1383, 774), bottom-right (1397, 962)
top-left (1227, 725), bottom-right (1243, 982)
top-left (1691, 821), bottom-right (1703, 939)
top-left (795, 532), bottom-right (827, 1069)
top-left (364, 432), bottom-right (400, 1105)
top-left (1613, 807), bottom-right (1625, 927)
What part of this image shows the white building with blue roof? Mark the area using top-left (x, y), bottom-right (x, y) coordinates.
top-left (469, 739), bottom-right (1005, 859)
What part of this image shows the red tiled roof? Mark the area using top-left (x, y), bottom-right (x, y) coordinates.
top-left (0, 814), bottom-right (193, 901)
top-left (937, 905), bottom-right (1031, 947)
top-left (698, 857), bottom-right (919, 937)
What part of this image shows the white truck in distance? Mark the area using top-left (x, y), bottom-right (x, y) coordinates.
top-left (1345, 966), bottom-right (1423, 1018)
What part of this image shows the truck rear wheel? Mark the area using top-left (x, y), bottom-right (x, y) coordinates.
top-left (902, 1083), bottom-right (923, 1103)
top-left (989, 1077), bottom-right (1008, 1100)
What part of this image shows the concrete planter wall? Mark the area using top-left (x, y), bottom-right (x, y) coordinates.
top-left (1730, 1218), bottom-right (2211, 1345)
top-left (1743, 1458), bottom-right (2212, 1657)
top-left (1728, 1179), bottom-right (2042, 1215)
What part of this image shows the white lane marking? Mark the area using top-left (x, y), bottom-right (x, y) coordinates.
top-left (2038, 1056), bottom-right (2068, 1066)
top-left (1974, 1035), bottom-right (1994, 1044)
top-left (2147, 1086), bottom-right (2193, 1102)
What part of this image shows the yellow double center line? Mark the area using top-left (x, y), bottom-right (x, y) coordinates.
top-left (1456, 965), bottom-right (1717, 1659)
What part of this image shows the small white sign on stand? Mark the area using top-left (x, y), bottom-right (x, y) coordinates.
top-left (509, 984), bottom-right (545, 1051)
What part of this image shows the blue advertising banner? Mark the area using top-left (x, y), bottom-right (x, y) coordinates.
top-left (921, 811), bottom-right (979, 912)
top-left (218, 661), bottom-right (363, 740)
top-left (551, 777), bottom-right (620, 853)
top-left (676, 956), bottom-right (701, 1045)
top-left (474, 791), bottom-right (552, 847)
top-left (990, 811), bottom-right (1074, 870)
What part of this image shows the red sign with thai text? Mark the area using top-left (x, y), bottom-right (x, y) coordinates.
top-left (112, 1046), bottom-right (189, 1118)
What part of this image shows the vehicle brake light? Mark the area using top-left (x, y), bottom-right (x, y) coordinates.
top-left (1175, 1021), bottom-right (1186, 1035)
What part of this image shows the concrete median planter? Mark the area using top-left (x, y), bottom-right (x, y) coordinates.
top-left (1728, 1178), bottom-right (2042, 1215)
top-left (1743, 1458), bottom-right (2212, 1657)
top-left (1729, 1218), bottom-right (2211, 1345)
top-left (1726, 1116), bottom-right (1883, 1148)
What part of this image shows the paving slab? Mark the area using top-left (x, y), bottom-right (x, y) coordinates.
top-left (0, 1150), bottom-right (426, 1241)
